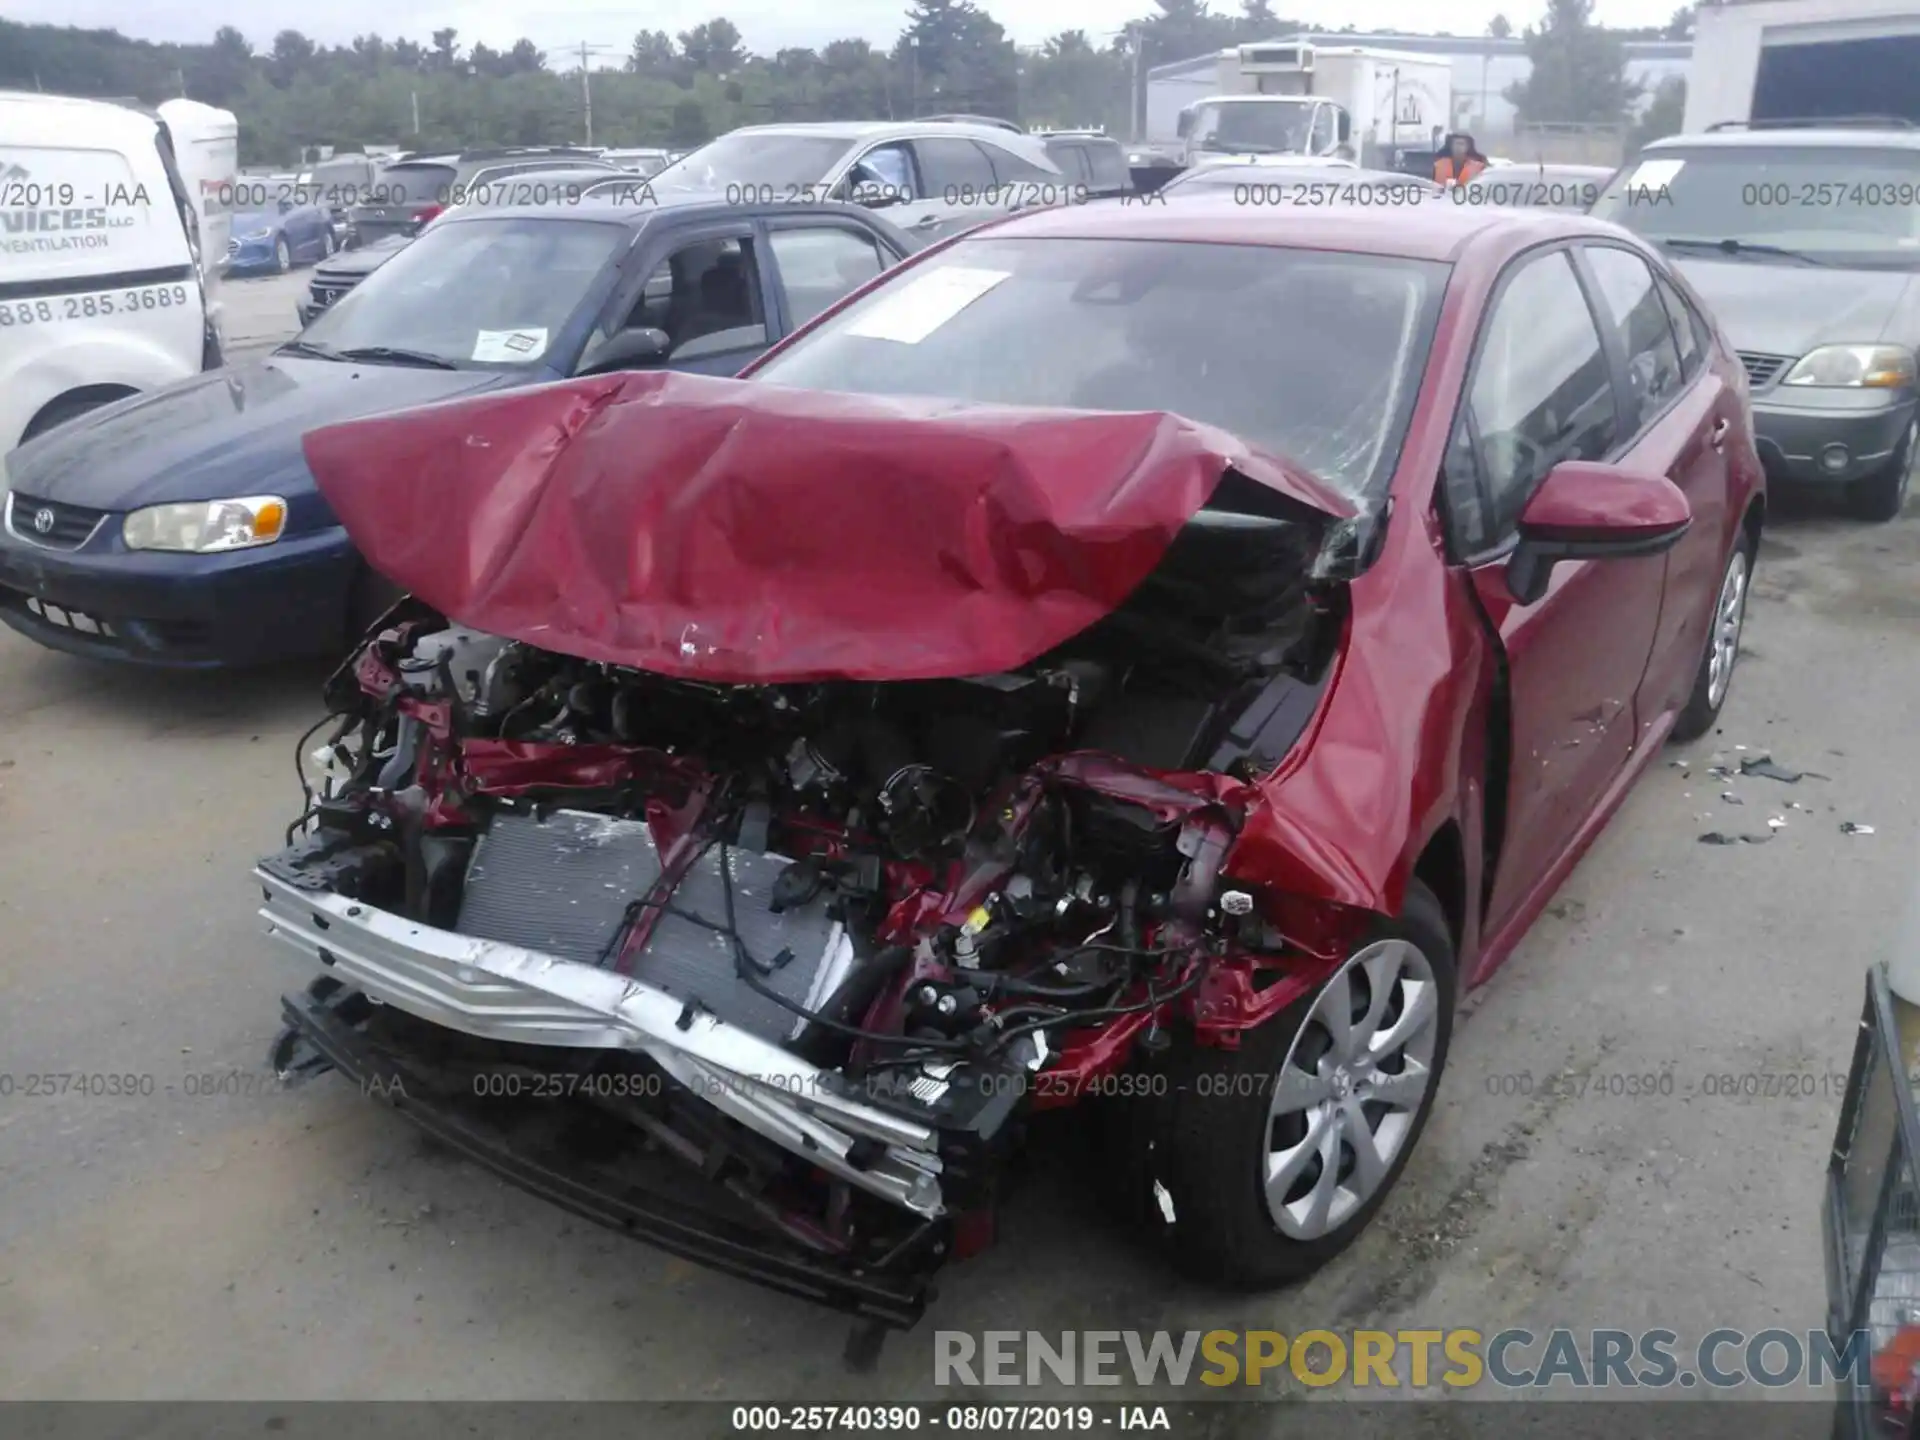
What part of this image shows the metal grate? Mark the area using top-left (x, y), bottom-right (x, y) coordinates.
top-left (4, 491), bottom-right (107, 550)
top-left (1737, 351), bottom-right (1793, 389)
top-left (307, 277), bottom-right (360, 309)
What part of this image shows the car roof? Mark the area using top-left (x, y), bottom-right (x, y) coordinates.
top-left (1171, 164), bottom-right (1427, 188)
top-left (967, 193), bottom-right (1606, 263)
top-left (719, 119), bottom-right (1048, 150)
top-left (437, 191), bottom-right (900, 235)
top-left (0, 90), bottom-right (162, 147)
top-left (1644, 126), bottom-right (1920, 151)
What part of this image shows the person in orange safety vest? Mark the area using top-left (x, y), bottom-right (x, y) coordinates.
top-left (1433, 132), bottom-right (1489, 186)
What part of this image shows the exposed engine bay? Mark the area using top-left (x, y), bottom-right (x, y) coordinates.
top-left (257, 477), bottom-right (1363, 1333)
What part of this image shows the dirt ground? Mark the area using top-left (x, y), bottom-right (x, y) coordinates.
top-left (0, 280), bottom-right (1916, 1400)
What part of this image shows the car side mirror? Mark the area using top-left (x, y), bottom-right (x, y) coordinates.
top-left (578, 326), bottom-right (671, 375)
top-left (1176, 109), bottom-right (1195, 139)
top-left (1506, 460), bottom-right (1692, 606)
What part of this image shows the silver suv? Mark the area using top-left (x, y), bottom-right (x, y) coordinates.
top-left (652, 121), bottom-right (1069, 245)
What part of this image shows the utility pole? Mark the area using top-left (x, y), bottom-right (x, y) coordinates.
top-left (1130, 26), bottom-right (1143, 142)
top-left (410, 90), bottom-right (420, 135)
top-left (574, 41), bottom-right (612, 146)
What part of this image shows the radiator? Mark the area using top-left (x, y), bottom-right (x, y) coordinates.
top-left (454, 809), bottom-right (851, 1045)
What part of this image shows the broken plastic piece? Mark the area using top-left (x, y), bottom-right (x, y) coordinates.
top-left (1841, 822), bottom-right (1876, 836)
top-left (1739, 756), bottom-right (1831, 784)
top-left (1720, 791), bottom-right (1743, 805)
top-left (1767, 816), bottom-right (1787, 830)
top-left (1699, 831), bottom-right (1774, 846)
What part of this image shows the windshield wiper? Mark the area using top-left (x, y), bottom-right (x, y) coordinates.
top-left (277, 339), bottom-right (342, 360)
top-left (1660, 237), bottom-right (1831, 267)
top-left (332, 345), bottom-right (460, 369)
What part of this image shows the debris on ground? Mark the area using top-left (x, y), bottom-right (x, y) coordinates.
top-left (1720, 791), bottom-right (1744, 805)
top-left (1736, 752), bottom-right (1831, 784)
top-left (1699, 831), bottom-right (1775, 846)
top-left (1767, 815), bottom-right (1788, 830)
top-left (1841, 822), bottom-right (1877, 836)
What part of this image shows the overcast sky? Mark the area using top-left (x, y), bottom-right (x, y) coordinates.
top-left (9, 0), bottom-right (1685, 60)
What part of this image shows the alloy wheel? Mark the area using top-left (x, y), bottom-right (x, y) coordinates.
top-left (1705, 547), bottom-right (1750, 711)
top-left (1263, 939), bottom-right (1439, 1240)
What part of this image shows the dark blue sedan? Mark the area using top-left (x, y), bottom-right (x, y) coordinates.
top-left (0, 194), bottom-right (912, 668)
top-left (225, 199), bottom-right (338, 274)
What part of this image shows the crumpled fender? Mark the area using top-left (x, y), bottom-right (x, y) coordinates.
top-left (301, 370), bottom-right (1351, 686)
top-left (1226, 509), bottom-right (1489, 918)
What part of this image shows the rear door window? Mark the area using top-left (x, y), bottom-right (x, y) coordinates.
top-left (1048, 144), bottom-right (1092, 184)
top-left (1652, 269), bottom-right (1711, 380)
top-left (1581, 244), bottom-right (1685, 433)
top-left (912, 138), bottom-right (996, 197)
top-left (980, 143), bottom-right (1058, 185)
top-left (767, 226), bottom-right (887, 328)
top-left (1086, 144), bottom-right (1131, 192)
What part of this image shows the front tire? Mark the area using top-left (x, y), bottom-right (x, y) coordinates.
top-left (273, 236), bottom-right (292, 274)
top-left (1671, 530), bottom-right (1754, 744)
top-left (1849, 417), bottom-right (1915, 523)
top-left (1145, 880), bottom-right (1456, 1288)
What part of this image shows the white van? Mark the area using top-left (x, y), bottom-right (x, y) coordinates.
top-left (0, 91), bottom-right (219, 454)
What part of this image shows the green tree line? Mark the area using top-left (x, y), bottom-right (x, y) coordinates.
top-left (0, 0), bottom-right (1685, 166)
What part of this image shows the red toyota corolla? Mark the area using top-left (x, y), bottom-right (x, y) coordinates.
top-left (258, 195), bottom-right (1764, 1342)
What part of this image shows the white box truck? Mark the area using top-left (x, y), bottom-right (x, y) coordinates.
top-left (1683, 0), bottom-right (1920, 133)
top-left (1175, 41), bottom-right (1455, 172)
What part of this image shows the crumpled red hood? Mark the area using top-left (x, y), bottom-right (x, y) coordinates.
top-left (302, 370), bottom-right (1351, 683)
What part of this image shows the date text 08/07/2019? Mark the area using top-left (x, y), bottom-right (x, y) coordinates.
top-left (730, 1405), bottom-right (1174, 1432)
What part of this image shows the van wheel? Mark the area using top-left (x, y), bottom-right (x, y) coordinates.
top-left (21, 393), bottom-right (120, 443)
top-left (273, 236), bottom-right (293, 274)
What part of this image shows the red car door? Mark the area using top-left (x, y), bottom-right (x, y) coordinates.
top-left (1440, 247), bottom-right (1670, 943)
top-left (1577, 243), bottom-right (1733, 725)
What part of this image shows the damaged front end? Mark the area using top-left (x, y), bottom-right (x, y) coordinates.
top-left (259, 377), bottom-right (1377, 1330)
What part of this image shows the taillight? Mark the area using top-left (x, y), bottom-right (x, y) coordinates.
top-left (412, 204), bottom-right (444, 227)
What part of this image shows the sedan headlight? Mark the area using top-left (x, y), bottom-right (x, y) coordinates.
top-left (123, 496), bottom-right (287, 553)
top-left (1781, 344), bottom-right (1916, 389)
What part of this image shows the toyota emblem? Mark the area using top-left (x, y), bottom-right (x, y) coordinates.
top-left (32, 507), bottom-right (55, 535)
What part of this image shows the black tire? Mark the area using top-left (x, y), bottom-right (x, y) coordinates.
top-left (1671, 526), bottom-right (1757, 744)
top-left (319, 228), bottom-right (335, 259)
top-left (273, 236), bottom-right (292, 274)
top-left (1143, 879), bottom-right (1456, 1288)
top-left (1849, 418), bottom-right (1915, 523)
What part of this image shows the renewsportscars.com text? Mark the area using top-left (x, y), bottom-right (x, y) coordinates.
top-left (934, 1328), bottom-right (1868, 1390)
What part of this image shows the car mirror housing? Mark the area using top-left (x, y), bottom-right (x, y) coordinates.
top-left (578, 326), bottom-right (671, 375)
top-left (1506, 460), bottom-right (1692, 606)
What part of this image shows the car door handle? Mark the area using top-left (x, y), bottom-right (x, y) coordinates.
top-left (910, 214), bottom-right (943, 229)
top-left (1709, 417), bottom-right (1730, 449)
